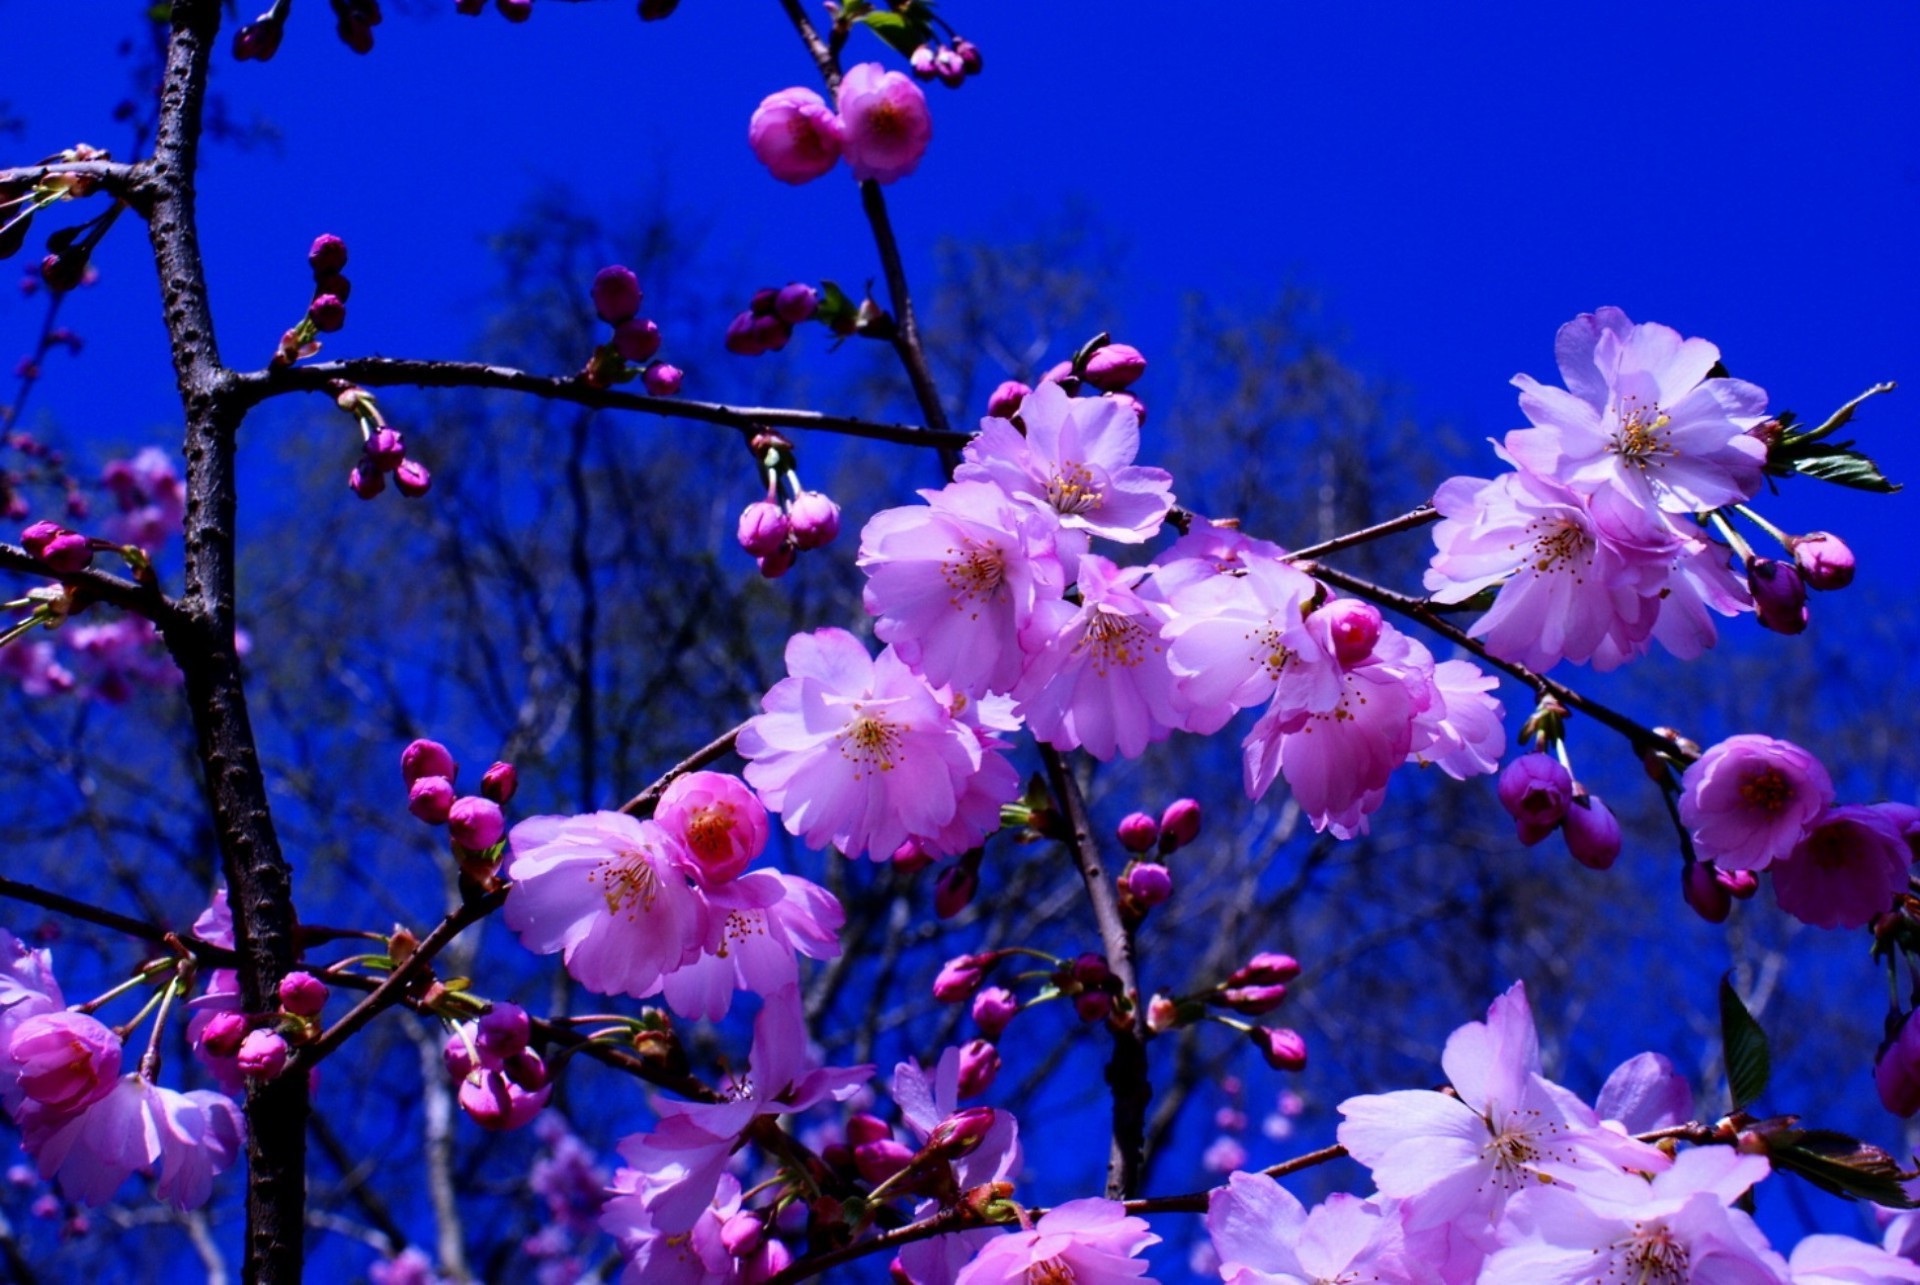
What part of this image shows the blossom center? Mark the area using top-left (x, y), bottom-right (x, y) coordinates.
top-left (1523, 516), bottom-right (1590, 576)
top-left (942, 540), bottom-right (1008, 613)
top-left (1614, 1221), bottom-right (1688, 1283)
top-left (1612, 397), bottom-right (1675, 468)
top-left (839, 707), bottom-right (907, 777)
top-left (1246, 624), bottom-right (1294, 680)
top-left (1738, 767), bottom-right (1793, 813)
top-left (717, 909), bottom-right (767, 959)
top-left (686, 803), bottom-right (737, 863)
top-left (1024, 1258), bottom-right (1077, 1285)
top-left (592, 849), bottom-right (661, 917)
top-left (1045, 462), bottom-right (1103, 515)
top-left (1074, 608), bottom-right (1156, 674)
top-left (867, 101), bottom-right (906, 141)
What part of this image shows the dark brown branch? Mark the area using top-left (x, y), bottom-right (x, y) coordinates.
top-left (0, 875), bottom-right (235, 967)
top-left (237, 360), bottom-right (970, 451)
top-left (1283, 503), bottom-right (1438, 563)
top-left (0, 544), bottom-right (179, 621)
top-left (1297, 561), bottom-right (1676, 757)
top-left (298, 887), bottom-right (510, 1066)
top-left (1039, 744), bottom-right (1152, 1199)
top-left (858, 180), bottom-right (954, 438)
top-left (617, 724), bottom-right (743, 816)
top-left (0, 160), bottom-right (145, 209)
top-left (775, 0), bottom-right (843, 91)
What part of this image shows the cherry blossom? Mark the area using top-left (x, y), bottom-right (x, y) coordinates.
top-left (1678, 735), bottom-right (1834, 871)
top-left (954, 1198), bottom-right (1159, 1284)
top-left (1769, 804), bottom-right (1912, 930)
top-left (837, 62), bottom-right (933, 184)
top-left (1206, 1172), bottom-right (1411, 1285)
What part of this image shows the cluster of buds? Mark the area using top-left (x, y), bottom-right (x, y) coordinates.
top-left (1745, 530), bottom-right (1855, 635)
top-left (1058, 952), bottom-right (1119, 1025)
top-left (18, 518), bottom-right (155, 586)
top-left (232, 1), bottom-right (289, 60)
top-left (908, 36), bottom-right (982, 87)
top-left (199, 969), bottom-right (333, 1083)
top-left (271, 234), bottom-right (355, 367)
top-left (444, 1003), bottom-right (551, 1131)
top-left (987, 333), bottom-right (1149, 426)
top-left (1680, 859), bottom-right (1760, 925)
top-left (401, 737), bottom-right (516, 882)
top-left (736, 431), bottom-right (841, 577)
top-left (0, 582), bottom-right (76, 655)
top-left (579, 265), bottom-right (682, 395)
top-left (725, 283), bottom-right (815, 356)
top-left (1149, 952), bottom-right (1308, 1071)
top-left (333, 384), bottom-right (430, 500)
top-left (1113, 797), bottom-right (1199, 921)
top-left (1, 145), bottom-right (112, 271)
top-left (1500, 707), bottom-right (1623, 871)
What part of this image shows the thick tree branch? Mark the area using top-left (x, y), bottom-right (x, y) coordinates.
top-left (0, 875), bottom-right (234, 967)
top-left (237, 360), bottom-right (969, 451)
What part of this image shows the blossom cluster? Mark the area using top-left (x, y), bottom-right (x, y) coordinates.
top-left (749, 63), bottom-right (932, 186)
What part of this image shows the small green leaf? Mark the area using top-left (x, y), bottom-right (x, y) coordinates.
top-left (816, 279), bottom-right (857, 336)
top-left (1778, 381), bottom-right (1896, 449)
top-left (1770, 1128), bottom-right (1918, 1207)
top-left (1790, 444), bottom-right (1902, 493)
top-left (856, 10), bottom-right (928, 57)
top-left (1720, 973), bottom-right (1771, 1110)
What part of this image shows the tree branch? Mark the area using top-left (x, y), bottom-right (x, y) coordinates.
top-left (616, 724), bottom-right (743, 817)
top-left (0, 544), bottom-right (179, 621)
top-left (1282, 503), bottom-right (1438, 563)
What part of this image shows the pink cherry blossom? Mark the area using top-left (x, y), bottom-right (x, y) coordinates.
top-left (1769, 804), bottom-right (1912, 930)
top-left (1678, 734), bottom-right (1834, 871)
top-left (955, 380), bottom-right (1174, 547)
top-left (916, 690), bottom-right (1021, 857)
top-left (1337, 982), bottom-right (1669, 1230)
top-left (748, 87), bottom-right (843, 184)
top-left (1790, 1234), bottom-right (1920, 1283)
top-left (836, 62), bottom-right (932, 184)
top-left (955, 1198), bottom-right (1159, 1284)
top-left (1503, 307), bottom-right (1770, 514)
top-left (653, 771), bottom-right (768, 888)
top-left (1595, 1051), bottom-right (1693, 1134)
top-left (501, 811), bottom-right (708, 998)
top-left (8, 1012), bottom-right (122, 1112)
top-left (1406, 658), bottom-right (1506, 779)
top-left (859, 479), bottom-right (1067, 697)
top-left (659, 867), bottom-right (843, 1021)
top-left (739, 629), bottom-right (987, 859)
top-left (1206, 1172), bottom-right (1411, 1285)
top-left (0, 928), bottom-right (64, 1110)
top-left (1012, 555), bottom-right (1183, 761)
top-left (601, 1168), bottom-right (755, 1285)
top-left (1159, 551), bottom-right (1326, 735)
top-left (22, 1074), bottom-right (243, 1209)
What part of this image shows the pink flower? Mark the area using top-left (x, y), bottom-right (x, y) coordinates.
top-left (1595, 1051), bottom-right (1693, 1134)
top-left (1159, 551), bottom-right (1326, 735)
top-left (1407, 659), bottom-right (1506, 780)
top-left (1879, 1013), bottom-right (1920, 1117)
top-left (955, 1198), bottom-right (1160, 1284)
top-left (1503, 306), bottom-right (1770, 514)
top-left (1337, 982), bottom-right (1669, 1230)
top-left (0, 929), bottom-right (64, 1110)
top-left (1790, 1234), bottom-right (1920, 1283)
top-left (956, 380), bottom-right (1175, 549)
top-left (1678, 734), bottom-right (1834, 871)
top-left (836, 63), bottom-right (932, 184)
top-left (22, 1075), bottom-right (243, 1209)
top-left (738, 629), bottom-right (985, 859)
top-left (601, 1168), bottom-right (753, 1284)
top-left (1770, 804), bottom-right (1911, 930)
top-left (501, 811), bottom-right (709, 998)
top-left (658, 868), bottom-right (844, 1020)
top-left (748, 87), bottom-right (843, 184)
top-left (919, 690), bottom-right (1022, 857)
top-left (1013, 555), bottom-right (1182, 761)
top-left (6, 1012), bottom-right (121, 1113)
top-left (859, 479), bottom-right (1067, 697)
top-left (653, 771), bottom-right (768, 887)
top-left (1206, 1173), bottom-right (1408, 1285)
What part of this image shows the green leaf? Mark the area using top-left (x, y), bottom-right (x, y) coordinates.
top-left (1770, 1128), bottom-right (1918, 1207)
top-left (856, 11), bottom-right (929, 58)
top-left (1720, 973), bottom-right (1770, 1110)
top-left (1778, 381), bottom-right (1896, 449)
top-left (1790, 444), bottom-right (1902, 492)
top-left (816, 279), bottom-right (857, 336)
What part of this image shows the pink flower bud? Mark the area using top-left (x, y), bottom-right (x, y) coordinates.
top-left (23, 523), bottom-right (91, 572)
top-left (854, 1137), bottom-right (915, 1185)
top-left (366, 428), bottom-right (405, 471)
top-left (308, 294), bottom-right (346, 333)
top-left (448, 796), bottom-right (506, 850)
top-left (1496, 753), bottom-right (1573, 832)
top-left (1790, 531), bottom-right (1855, 591)
top-left (774, 283), bottom-right (818, 324)
top-left (725, 311), bottom-right (768, 356)
top-left (1252, 1027), bottom-right (1308, 1072)
top-left (846, 1112), bottom-right (893, 1147)
top-left (1121, 861), bottom-right (1172, 908)
top-left (480, 761), bottom-right (518, 804)
top-left (934, 863), bottom-right (977, 918)
top-left (348, 462), bottom-right (384, 499)
top-left (986, 380), bottom-right (1031, 418)
top-left (910, 44), bottom-right (939, 80)
top-left (642, 363), bottom-right (683, 396)
top-left (459, 1067), bottom-right (550, 1131)
top-left (1159, 798), bottom-right (1201, 852)
top-left (924, 1106), bottom-right (996, 1158)
top-left (751, 315), bottom-right (791, 352)
top-left (278, 971), bottom-right (329, 1017)
top-left (237, 1029), bottom-right (291, 1080)
top-left (1562, 795), bottom-right (1621, 870)
top-left (308, 234), bottom-right (348, 276)
top-left (749, 288), bottom-right (779, 317)
top-left (933, 46), bottom-right (966, 87)
top-left (476, 1003), bottom-right (531, 1058)
top-left (748, 87), bottom-right (844, 185)
top-left (613, 318), bottom-right (662, 364)
top-left (891, 838), bottom-right (937, 875)
top-left (19, 520), bottom-right (64, 558)
top-left (1316, 599), bottom-right (1383, 666)
top-left (1073, 991), bottom-right (1112, 1023)
top-left (1116, 812), bottom-right (1159, 852)
top-left (1147, 995), bottom-right (1179, 1034)
top-left (737, 500), bottom-right (791, 558)
top-left (953, 38), bottom-right (982, 73)
top-left (1716, 867), bottom-right (1760, 900)
top-left (233, 21), bottom-right (283, 61)
top-left (8, 1013), bottom-right (121, 1112)
top-left (314, 272), bottom-right (352, 301)
top-left (408, 775), bottom-right (455, 825)
top-left (1747, 557), bottom-right (1808, 634)
top-left (1682, 861), bottom-right (1733, 924)
top-left (971, 986), bottom-right (1017, 1039)
top-left (1082, 343), bottom-right (1147, 392)
top-left (933, 953), bottom-right (992, 1003)
top-left (443, 1038), bottom-right (476, 1081)
top-left (1220, 982), bottom-right (1291, 1015)
top-left (720, 1211), bottom-right (765, 1258)
top-left (1070, 952), bottom-right (1111, 987)
top-left (788, 490), bottom-right (841, 550)
top-left (956, 1038), bottom-right (1000, 1097)
top-left (591, 265), bottom-right (642, 326)
top-left (199, 1010), bottom-right (249, 1058)
top-left (394, 459), bottom-right (432, 497)
top-left (1878, 1015), bottom-right (1920, 1117)
top-left (836, 63), bottom-right (933, 185)
top-left (503, 1048), bottom-right (548, 1091)
top-left (1229, 952), bottom-right (1302, 988)
top-left (757, 543), bottom-right (796, 579)
top-left (399, 743), bottom-right (453, 792)
top-left (656, 771), bottom-right (767, 887)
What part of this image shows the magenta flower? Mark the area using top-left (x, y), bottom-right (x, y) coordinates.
top-left (859, 479), bottom-right (1067, 697)
top-left (1504, 306), bottom-right (1770, 514)
top-left (1678, 734), bottom-right (1834, 871)
top-left (836, 62), bottom-right (932, 184)
top-left (1770, 804), bottom-right (1911, 930)
top-left (22, 1075), bottom-right (243, 1209)
top-left (1013, 555), bottom-right (1182, 761)
top-left (652, 770), bottom-right (767, 888)
top-left (1595, 1051), bottom-right (1693, 1134)
top-left (1407, 659), bottom-right (1506, 780)
top-left (955, 1198), bottom-right (1160, 1284)
top-left (0, 928), bottom-right (64, 1110)
top-left (1206, 1173), bottom-right (1408, 1285)
top-left (601, 1168), bottom-right (755, 1285)
top-left (1160, 551), bottom-right (1327, 735)
top-left (1337, 982), bottom-right (1669, 1230)
top-left (748, 87), bottom-right (843, 184)
top-left (659, 867), bottom-right (843, 1020)
top-left (739, 629), bottom-right (985, 859)
top-left (956, 380), bottom-right (1175, 548)
top-left (919, 689), bottom-right (1022, 857)
top-left (7, 1012), bottom-right (121, 1113)
top-left (500, 811), bottom-right (708, 998)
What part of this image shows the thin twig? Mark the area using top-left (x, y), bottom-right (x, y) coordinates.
top-left (617, 724), bottom-right (743, 816)
top-left (1283, 503), bottom-right (1438, 563)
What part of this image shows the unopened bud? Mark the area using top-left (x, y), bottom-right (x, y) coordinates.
top-left (1682, 861), bottom-right (1733, 924)
top-left (1229, 952), bottom-right (1302, 988)
top-left (774, 283), bottom-right (818, 324)
top-left (1146, 994), bottom-right (1179, 1034)
top-left (408, 775), bottom-right (455, 825)
top-left (1317, 599), bottom-right (1383, 666)
top-left (724, 311), bottom-right (766, 356)
top-left (591, 265), bottom-right (642, 326)
top-left (1216, 983), bottom-right (1289, 1016)
top-left (1562, 794), bottom-right (1621, 871)
top-left (986, 380), bottom-right (1031, 419)
top-left (1252, 1026), bottom-right (1308, 1072)
top-left (278, 971), bottom-right (329, 1018)
top-left (1747, 557), bottom-right (1808, 635)
top-left (910, 44), bottom-right (938, 79)
top-left (394, 460), bottom-right (432, 497)
top-left (1716, 867), bottom-right (1760, 900)
top-left (971, 986), bottom-right (1017, 1039)
top-left (308, 294), bottom-right (346, 333)
top-left (308, 234), bottom-right (348, 276)
top-left (757, 543), bottom-right (796, 579)
top-left (480, 761), bottom-right (518, 804)
top-left (720, 1211), bottom-right (765, 1258)
top-left (751, 315), bottom-right (791, 352)
top-left (402, 739), bottom-right (457, 784)
top-left (348, 461), bottom-right (384, 499)
top-left (642, 363), bottom-right (683, 396)
top-left (199, 1011), bottom-right (249, 1057)
top-left (1073, 991), bottom-right (1112, 1023)
top-left (1496, 753), bottom-right (1573, 833)
top-left (923, 1106), bottom-right (996, 1159)
top-left (788, 490), bottom-right (841, 550)
top-left (1788, 531), bottom-right (1855, 591)
top-left (1081, 342), bottom-right (1147, 392)
top-left (1159, 798), bottom-right (1201, 852)
top-left (1116, 812), bottom-right (1159, 852)
top-left (933, 46), bottom-right (966, 87)
top-left (448, 796), bottom-right (506, 850)
top-left (891, 838), bottom-right (937, 875)
top-left (956, 1038), bottom-right (1000, 1097)
top-left (737, 500), bottom-right (791, 558)
top-left (934, 863), bottom-right (977, 918)
top-left (613, 318), bottom-right (662, 364)
top-left (953, 38), bottom-right (982, 73)
top-left (1120, 861), bottom-right (1171, 909)
top-left (855, 1137), bottom-right (914, 1185)
top-left (933, 952), bottom-right (994, 1003)
top-left (237, 1030), bottom-right (291, 1080)
top-left (365, 428), bottom-right (405, 471)
top-left (476, 1003), bottom-right (531, 1058)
